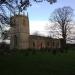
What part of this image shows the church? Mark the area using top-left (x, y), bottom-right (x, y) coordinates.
top-left (10, 14), bottom-right (61, 50)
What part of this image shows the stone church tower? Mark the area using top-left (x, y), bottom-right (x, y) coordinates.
top-left (10, 14), bottom-right (29, 49)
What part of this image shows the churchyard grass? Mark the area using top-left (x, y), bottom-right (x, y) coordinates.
top-left (0, 49), bottom-right (75, 75)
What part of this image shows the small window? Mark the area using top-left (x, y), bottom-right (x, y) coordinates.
top-left (33, 42), bottom-right (35, 47)
top-left (41, 43), bottom-right (42, 48)
top-left (47, 42), bottom-right (49, 46)
top-left (52, 41), bottom-right (54, 48)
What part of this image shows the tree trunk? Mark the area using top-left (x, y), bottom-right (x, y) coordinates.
top-left (61, 32), bottom-right (66, 49)
top-left (61, 25), bottom-right (67, 49)
top-left (61, 39), bottom-right (66, 49)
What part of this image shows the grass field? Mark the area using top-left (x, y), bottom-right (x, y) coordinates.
top-left (0, 50), bottom-right (75, 75)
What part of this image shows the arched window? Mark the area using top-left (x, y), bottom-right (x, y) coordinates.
top-left (47, 42), bottom-right (49, 46)
top-left (33, 42), bottom-right (35, 47)
top-left (41, 43), bottom-right (42, 48)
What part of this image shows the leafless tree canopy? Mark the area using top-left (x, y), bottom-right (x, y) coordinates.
top-left (50, 7), bottom-right (73, 38)
top-left (50, 7), bottom-right (73, 45)
top-left (49, 6), bottom-right (74, 48)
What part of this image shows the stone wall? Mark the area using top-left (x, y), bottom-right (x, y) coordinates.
top-left (29, 35), bottom-right (61, 49)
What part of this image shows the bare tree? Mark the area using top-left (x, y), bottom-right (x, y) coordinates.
top-left (49, 6), bottom-right (74, 48)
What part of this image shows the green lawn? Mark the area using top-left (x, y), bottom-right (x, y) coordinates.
top-left (0, 50), bottom-right (75, 75)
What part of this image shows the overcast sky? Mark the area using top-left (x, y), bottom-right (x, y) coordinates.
top-left (26, 0), bottom-right (75, 35)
